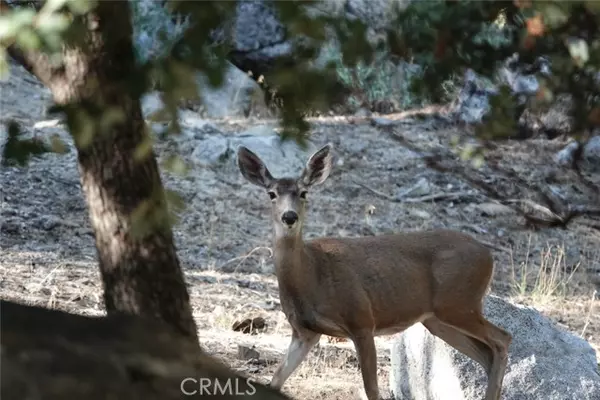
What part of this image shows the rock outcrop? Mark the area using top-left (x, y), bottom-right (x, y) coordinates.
top-left (389, 295), bottom-right (600, 400)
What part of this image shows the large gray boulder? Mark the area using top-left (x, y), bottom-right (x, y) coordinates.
top-left (389, 295), bottom-right (600, 400)
top-left (190, 124), bottom-right (320, 176)
top-left (223, 0), bottom-right (412, 74)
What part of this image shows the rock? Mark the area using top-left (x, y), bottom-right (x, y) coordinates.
top-left (389, 295), bottom-right (600, 400)
top-left (142, 64), bottom-right (264, 121)
top-left (451, 56), bottom-right (552, 130)
top-left (554, 136), bottom-right (600, 172)
top-left (231, 127), bottom-right (319, 177)
top-left (140, 91), bottom-right (165, 120)
top-left (1, 221), bottom-right (21, 235)
top-left (1, 300), bottom-right (290, 400)
top-left (178, 110), bottom-right (222, 138)
top-left (223, 0), bottom-right (410, 77)
top-left (582, 135), bottom-right (600, 172)
top-left (396, 177), bottom-right (432, 198)
top-left (189, 125), bottom-right (320, 174)
top-left (408, 209), bottom-right (432, 220)
top-left (554, 141), bottom-right (581, 167)
top-left (191, 135), bottom-right (232, 166)
top-left (35, 215), bottom-right (63, 231)
top-left (196, 63), bottom-right (265, 118)
top-left (370, 117), bottom-right (397, 128)
top-left (237, 345), bottom-right (261, 361)
top-left (354, 107), bottom-right (371, 118)
top-left (474, 202), bottom-right (515, 217)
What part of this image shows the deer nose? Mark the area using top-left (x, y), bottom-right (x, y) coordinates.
top-left (281, 211), bottom-right (298, 226)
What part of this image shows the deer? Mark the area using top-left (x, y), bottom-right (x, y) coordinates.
top-left (236, 143), bottom-right (512, 400)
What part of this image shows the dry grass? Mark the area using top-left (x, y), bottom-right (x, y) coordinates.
top-left (510, 236), bottom-right (582, 304)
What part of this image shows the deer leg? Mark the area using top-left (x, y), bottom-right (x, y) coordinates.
top-left (351, 332), bottom-right (380, 400)
top-left (422, 317), bottom-right (493, 375)
top-left (269, 329), bottom-right (321, 390)
top-left (435, 311), bottom-right (511, 400)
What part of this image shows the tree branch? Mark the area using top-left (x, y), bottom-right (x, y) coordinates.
top-left (383, 126), bottom-right (600, 230)
top-left (0, 0), bottom-right (67, 88)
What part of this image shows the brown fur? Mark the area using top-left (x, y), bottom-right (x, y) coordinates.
top-left (237, 144), bottom-right (512, 400)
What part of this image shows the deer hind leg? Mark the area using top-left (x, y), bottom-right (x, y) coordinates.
top-left (269, 328), bottom-right (321, 390)
top-left (422, 317), bottom-right (493, 375)
top-left (350, 331), bottom-right (380, 400)
top-left (434, 310), bottom-right (511, 400)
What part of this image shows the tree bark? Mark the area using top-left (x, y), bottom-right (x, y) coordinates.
top-left (4, 0), bottom-right (198, 341)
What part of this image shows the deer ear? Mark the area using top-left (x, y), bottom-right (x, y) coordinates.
top-left (237, 146), bottom-right (274, 188)
top-left (301, 144), bottom-right (333, 187)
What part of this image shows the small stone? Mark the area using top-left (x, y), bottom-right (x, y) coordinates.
top-left (554, 141), bottom-right (580, 167)
top-left (409, 209), bottom-right (431, 219)
top-left (582, 135), bottom-right (600, 172)
top-left (474, 202), bottom-right (515, 217)
top-left (370, 117), bottom-right (395, 128)
top-left (237, 345), bottom-right (260, 361)
top-left (191, 136), bottom-right (231, 166)
top-left (232, 317), bottom-right (267, 335)
top-left (1, 222), bottom-right (20, 234)
top-left (37, 216), bottom-right (62, 231)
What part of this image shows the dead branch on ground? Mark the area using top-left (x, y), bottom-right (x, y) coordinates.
top-left (382, 126), bottom-right (600, 230)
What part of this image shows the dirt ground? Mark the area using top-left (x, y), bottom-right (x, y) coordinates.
top-left (1, 62), bottom-right (599, 400)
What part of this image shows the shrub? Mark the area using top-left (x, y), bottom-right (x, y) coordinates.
top-left (130, 0), bottom-right (189, 64)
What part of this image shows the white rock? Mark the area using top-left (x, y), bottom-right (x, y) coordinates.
top-left (389, 295), bottom-right (600, 400)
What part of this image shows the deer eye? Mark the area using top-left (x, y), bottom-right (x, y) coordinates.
top-left (299, 191), bottom-right (307, 199)
top-left (268, 191), bottom-right (277, 200)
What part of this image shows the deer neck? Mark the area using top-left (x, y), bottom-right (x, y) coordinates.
top-left (272, 231), bottom-right (310, 283)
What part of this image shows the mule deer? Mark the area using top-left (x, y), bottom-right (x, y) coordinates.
top-left (237, 143), bottom-right (512, 400)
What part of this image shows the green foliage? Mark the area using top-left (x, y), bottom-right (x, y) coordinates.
top-left (130, 0), bottom-right (188, 64)
top-left (1, 121), bottom-right (51, 166)
top-left (320, 41), bottom-right (426, 112)
top-left (0, 0), bottom-right (95, 78)
top-left (389, 0), bottom-right (599, 139)
top-left (1, 0), bottom-right (599, 171)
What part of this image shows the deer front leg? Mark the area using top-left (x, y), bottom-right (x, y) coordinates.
top-left (352, 332), bottom-right (380, 400)
top-left (269, 328), bottom-right (321, 390)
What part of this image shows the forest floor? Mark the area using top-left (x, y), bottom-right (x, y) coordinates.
top-left (1, 62), bottom-right (599, 400)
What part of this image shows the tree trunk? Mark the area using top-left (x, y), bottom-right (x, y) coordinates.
top-left (5, 0), bottom-right (198, 341)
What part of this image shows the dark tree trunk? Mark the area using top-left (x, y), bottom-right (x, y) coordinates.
top-left (4, 0), bottom-right (198, 341)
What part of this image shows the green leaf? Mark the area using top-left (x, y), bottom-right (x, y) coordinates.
top-left (0, 9), bottom-right (36, 40)
top-left (1, 121), bottom-right (51, 167)
top-left (0, 49), bottom-right (9, 80)
top-left (539, 3), bottom-right (569, 29)
top-left (98, 107), bottom-right (126, 136)
top-left (65, 0), bottom-right (97, 15)
top-left (15, 28), bottom-right (41, 50)
top-left (49, 135), bottom-right (69, 154)
top-left (163, 154), bottom-right (189, 176)
top-left (43, 0), bottom-right (71, 14)
top-left (133, 135), bottom-right (155, 162)
top-left (565, 37), bottom-right (589, 67)
top-left (36, 13), bottom-right (71, 34)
